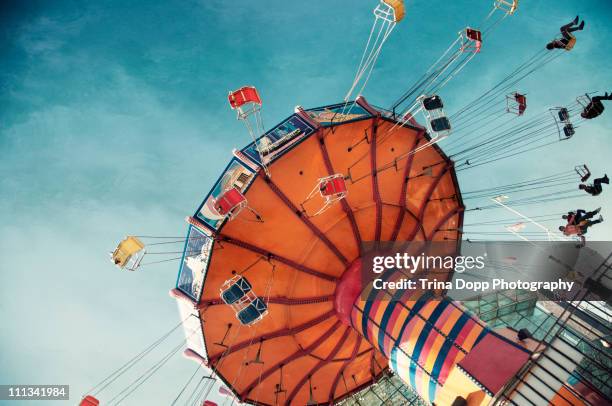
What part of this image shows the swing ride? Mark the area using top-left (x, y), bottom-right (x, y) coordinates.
top-left (85, 0), bottom-right (612, 405)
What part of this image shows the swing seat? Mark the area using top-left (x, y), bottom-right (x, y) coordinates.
top-left (494, 0), bottom-right (519, 15)
top-left (466, 28), bottom-right (482, 42)
top-left (220, 275), bottom-right (253, 305)
top-left (430, 117), bottom-right (451, 132)
top-left (506, 92), bottom-right (527, 116)
top-left (422, 95), bottom-right (444, 111)
top-left (111, 236), bottom-right (145, 271)
top-left (321, 176), bottom-right (347, 197)
top-left (228, 86), bottom-right (262, 109)
top-left (558, 107), bottom-right (570, 122)
top-left (381, 0), bottom-right (405, 23)
top-left (306, 174), bottom-right (348, 216)
top-left (575, 165), bottom-right (590, 182)
top-left (215, 188), bottom-right (247, 217)
top-left (80, 396), bottom-right (100, 406)
top-left (564, 36), bottom-right (576, 51)
top-left (515, 93), bottom-right (527, 115)
top-left (462, 28), bottom-right (482, 53)
top-left (563, 124), bottom-right (575, 138)
top-left (203, 401), bottom-right (218, 406)
top-left (237, 297), bottom-right (268, 326)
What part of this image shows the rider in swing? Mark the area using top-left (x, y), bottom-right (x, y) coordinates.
top-left (546, 16), bottom-right (585, 50)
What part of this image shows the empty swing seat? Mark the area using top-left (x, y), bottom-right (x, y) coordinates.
top-left (494, 0), bottom-right (519, 14)
top-left (215, 188), bottom-right (247, 216)
top-left (558, 107), bottom-right (570, 122)
top-left (575, 165), bottom-right (590, 182)
top-left (112, 236), bottom-right (144, 267)
top-left (515, 94), bottom-right (527, 115)
top-left (462, 28), bottom-right (482, 53)
top-left (321, 177), bottom-right (347, 197)
top-left (80, 396), bottom-right (100, 406)
top-left (237, 297), bottom-right (268, 326)
top-left (228, 86), bottom-right (262, 109)
top-left (422, 95), bottom-right (444, 111)
top-left (563, 124), bottom-right (575, 138)
top-left (466, 28), bottom-right (482, 42)
top-left (221, 276), bottom-right (252, 305)
top-left (431, 117), bottom-right (452, 132)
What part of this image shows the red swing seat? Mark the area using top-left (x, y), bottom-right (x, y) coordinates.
top-left (228, 86), bottom-right (262, 109)
top-left (215, 188), bottom-right (247, 217)
top-left (463, 28), bottom-right (482, 53)
top-left (506, 92), bottom-right (527, 116)
top-left (304, 174), bottom-right (349, 216)
top-left (321, 177), bottom-right (348, 197)
top-left (515, 94), bottom-right (527, 115)
top-left (80, 396), bottom-right (100, 406)
top-left (466, 28), bottom-right (482, 42)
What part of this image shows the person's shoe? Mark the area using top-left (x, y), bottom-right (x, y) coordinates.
top-left (573, 16), bottom-right (579, 24)
top-left (578, 20), bottom-right (585, 30)
top-left (594, 207), bottom-right (601, 214)
top-left (603, 174), bottom-right (609, 184)
top-left (598, 215), bottom-right (604, 223)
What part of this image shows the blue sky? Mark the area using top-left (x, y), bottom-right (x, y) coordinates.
top-left (1, 0), bottom-right (611, 405)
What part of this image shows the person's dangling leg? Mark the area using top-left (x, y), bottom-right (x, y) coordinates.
top-left (567, 19), bottom-right (585, 33)
top-left (593, 93), bottom-right (612, 103)
top-left (560, 20), bottom-right (575, 40)
top-left (581, 208), bottom-right (601, 220)
top-left (588, 216), bottom-right (604, 226)
top-left (583, 211), bottom-right (595, 220)
top-left (593, 176), bottom-right (608, 189)
top-left (562, 18), bottom-right (585, 39)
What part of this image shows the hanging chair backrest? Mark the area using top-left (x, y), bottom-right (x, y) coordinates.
top-left (253, 297), bottom-right (268, 312)
top-left (236, 276), bottom-right (252, 292)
